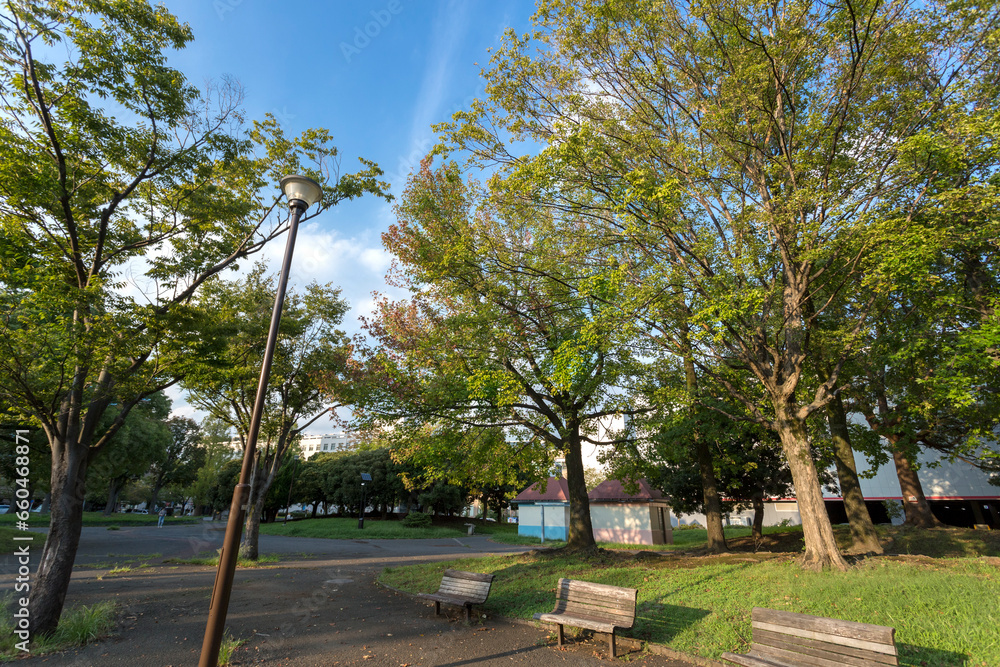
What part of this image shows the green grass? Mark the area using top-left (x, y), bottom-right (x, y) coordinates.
top-left (380, 545), bottom-right (1000, 666)
top-left (488, 523), bottom-right (805, 549)
top-left (0, 511), bottom-right (201, 528)
top-left (218, 631), bottom-right (246, 666)
top-left (166, 552), bottom-right (280, 568)
top-left (0, 526), bottom-right (37, 554)
top-left (0, 596), bottom-right (116, 659)
top-left (259, 516), bottom-right (519, 540)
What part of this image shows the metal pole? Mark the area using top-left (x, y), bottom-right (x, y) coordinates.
top-left (358, 482), bottom-right (366, 529)
top-left (199, 201), bottom-right (307, 667)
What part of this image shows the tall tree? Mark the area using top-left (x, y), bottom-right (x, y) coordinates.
top-left (184, 265), bottom-right (353, 558)
top-left (437, 0), bottom-right (1000, 569)
top-left (353, 159), bottom-right (640, 550)
top-left (147, 416), bottom-right (203, 510)
top-left (188, 416), bottom-right (238, 517)
top-left (84, 392), bottom-right (172, 515)
top-left (0, 1), bottom-right (387, 634)
top-left (388, 425), bottom-right (549, 523)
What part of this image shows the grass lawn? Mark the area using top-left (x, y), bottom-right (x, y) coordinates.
top-left (0, 526), bottom-right (33, 554)
top-left (380, 526), bottom-right (1000, 667)
top-left (259, 515), bottom-right (519, 540)
top-left (0, 511), bottom-right (201, 531)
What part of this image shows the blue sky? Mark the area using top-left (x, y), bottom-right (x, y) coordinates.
top-left (159, 1), bottom-right (537, 430)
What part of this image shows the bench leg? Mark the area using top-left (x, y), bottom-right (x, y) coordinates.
top-left (609, 632), bottom-right (616, 658)
top-left (556, 624), bottom-right (564, 646)
top-left (434, 601), bottom-right (440, 616)
top-left (465, 604), bottom-right (471, 623)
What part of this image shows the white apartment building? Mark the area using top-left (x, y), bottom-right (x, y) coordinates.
top-left (296, 432), bottom-right (359, 459)
top-left (227, 432), bottom-right (359, 460)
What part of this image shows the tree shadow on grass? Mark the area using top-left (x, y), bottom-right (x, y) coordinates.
top-left (897, 642), bottom-right (971, 667)
top-left (629, 602), bottom-right (711, 643)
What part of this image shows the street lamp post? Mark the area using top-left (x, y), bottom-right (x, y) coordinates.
top-left (359, 472), bottom-right (371, 529)
top-left (199, 175), bottom-right (323, 667)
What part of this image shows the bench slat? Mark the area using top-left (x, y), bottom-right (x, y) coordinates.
top-left (753, 628), bottom-right (899, 666)
top-left (752, 608), bottom-right (896, 646)
top-left (443, 569), bottom-right (495, 583)
top-left (720, 652), bottom-right (787, 667)
top-left (722, 607), bottom-right (899, 667)
top-left (534, 612), bottom-right (618, 633)
top-left (752, 620), bottom-right (897, 657)
top-left (754, 642), bottom-right (881, 667)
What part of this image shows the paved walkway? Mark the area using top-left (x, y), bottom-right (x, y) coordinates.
top-left (2, 525), bottom-right (707, 666)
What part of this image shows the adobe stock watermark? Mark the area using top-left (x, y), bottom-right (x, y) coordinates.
top-left (11, 429), bottom-right (33, 652)
top-left (214, 0), bottom-right (244, 21)
top-left (341, 0), bottom-right (406, 63)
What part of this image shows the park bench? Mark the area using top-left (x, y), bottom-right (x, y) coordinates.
top-left (721, 606), bottom-right (899, 667)
top-left (418, 569), bottom-right (495, 622)
top-left (533, 578), bottom-right (637, 658)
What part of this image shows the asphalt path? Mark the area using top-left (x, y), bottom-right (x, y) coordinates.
top-left (0, 524), bottom-right (704, 666)
top-left (2, 521), bottom-right (537, 575)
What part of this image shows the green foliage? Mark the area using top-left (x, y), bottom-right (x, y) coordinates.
top-left (434, 0), bottom-right (1000, 565)
top-left (317, 448), bottom-right (409, 516)
top-left (218, 631), bottom-right (246, 667)
top-left (85, 391), bottom-right (173, 508)
top-left (401, 511), bottom-right (432, 528)
top-left (354, 158), bottom-right (641, 548)
top-left (0, 597), bottom-right (115, 659)
top-left (0, 0), bottom-right (388, 632)
top-left (417, 481), bottom-right (466, 516)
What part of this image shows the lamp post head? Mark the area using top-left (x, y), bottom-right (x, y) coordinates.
top-left (280, 174), bottom-right (323, 212)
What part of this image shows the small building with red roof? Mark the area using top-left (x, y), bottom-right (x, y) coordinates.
top-left (513, 476), bottom-right (673, 545)
top-left (588, 479), bottom-right (673, 545)
top-left (512, 477), bottom-right (571, 541)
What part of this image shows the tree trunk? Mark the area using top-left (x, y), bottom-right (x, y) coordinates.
top-left (147, 479), bottom-right (164, 513)
top-left (751, 491), bottom-right (765, 540)
top-left (28, 441), bottom-right (89, 636)
top-left (827, 396), bottom-right (882, 554)
top-left (887, 436), bottom-right (942, 528)
top-left (103, 475), bottom-right (126, 516)
top-left (193, 504), bottom-right (204, 517)
top-left (311, 501), bottom-right (319, 518)
top-left (240, 492), bottom-right (264, 560)
top-left (695, 436), bottom-right (728, 553)
top-left (774, 405), bottom-right (848, 571)
top-left (563, 427), bottom-right (596, 550)
top-left (681, 342), bottom-right (727, 552)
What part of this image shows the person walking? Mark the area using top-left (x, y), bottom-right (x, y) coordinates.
top-left (157, 507), bottom-right (166, 527)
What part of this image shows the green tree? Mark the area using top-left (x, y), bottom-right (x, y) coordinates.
top-left (320, 448), bottom-right (407, 518)
top-left (184, 265), bottom-right (353, 558)
top-left (437, 0), bottom-right (1000, 569)
top-left (0, 1), bottom-right (387, 633)
top-left (84, 392), bottom-right (171, 515)
top-left (354, 159), bottom-right (640, 550)
top-left (147, 416), bottom-right (203, 510)
top-left (388, 425), bottom-right (549, 523)
top-left (188, 416), bottom-right (238, 517)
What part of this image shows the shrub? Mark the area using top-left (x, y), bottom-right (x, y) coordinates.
top-left (402, 512), bottom-right (432, 528)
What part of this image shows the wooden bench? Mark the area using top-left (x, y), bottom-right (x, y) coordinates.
top-left (417, 569), bottom-right (495, 622)
top-left (533, 578), bottom-right (637, 658)
top-left (721, 607), bottom-right (899, 667)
